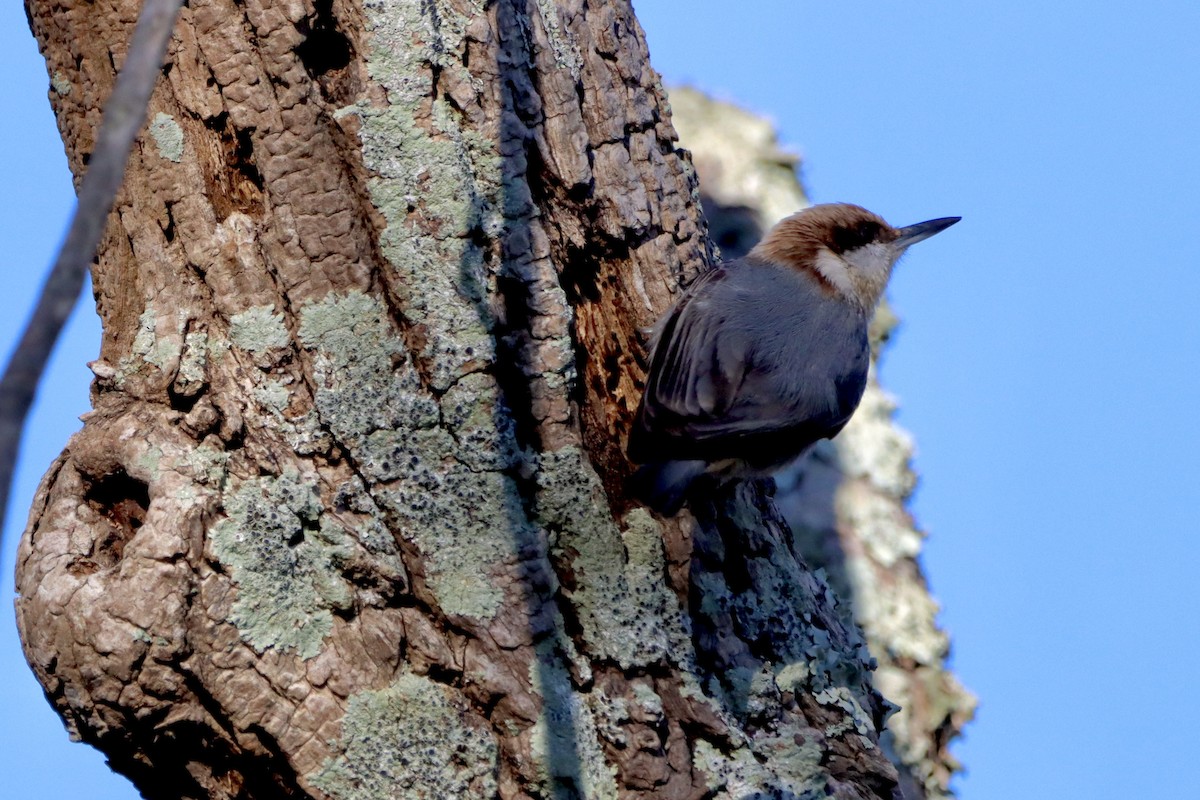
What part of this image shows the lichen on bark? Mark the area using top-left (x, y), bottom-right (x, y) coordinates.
top-left (210, 470), bottom-right (354, 659)
top-left (14, 1), bottom-right (953, 798)
top-left (311, 673), bottom-right (500, 800)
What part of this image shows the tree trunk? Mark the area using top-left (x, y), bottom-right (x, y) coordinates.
top-left (19, 1), bottom-right (908, 798)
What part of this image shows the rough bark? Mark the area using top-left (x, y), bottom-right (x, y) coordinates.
top-left (0, 0), bottom-right (182, 545)
top-left (20, 2), bottom-right (908, 799)
top-left (669, 87), bottom-right (976, 800)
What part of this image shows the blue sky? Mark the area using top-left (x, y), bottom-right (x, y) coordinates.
top-left (2, 2), bottom-right (1198, 798)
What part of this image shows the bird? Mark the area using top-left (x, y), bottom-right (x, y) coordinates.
top-left (627, 203), bottom-right (959, 515)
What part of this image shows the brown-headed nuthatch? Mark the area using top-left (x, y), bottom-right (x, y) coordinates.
top-left (628, 203), bottom-right (959, 514)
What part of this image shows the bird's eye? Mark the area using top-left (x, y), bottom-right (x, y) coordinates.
top-left (832, 221), bottom-right (882, 253)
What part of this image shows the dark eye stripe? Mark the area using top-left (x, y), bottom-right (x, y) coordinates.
top-left (831, 221), bottom-right (882, 253)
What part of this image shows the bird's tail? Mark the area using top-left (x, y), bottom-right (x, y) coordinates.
top-left (628, 460), bottom-right (708, 516)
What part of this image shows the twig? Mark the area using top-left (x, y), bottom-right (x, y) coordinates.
top-left (0, 0), bottom-right (184, 545)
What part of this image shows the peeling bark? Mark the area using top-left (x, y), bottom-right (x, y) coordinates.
top-left (19, 2), bottom-right (912, 798)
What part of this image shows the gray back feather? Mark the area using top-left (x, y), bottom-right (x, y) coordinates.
top-left (630, 257), bottom-right (869, 466)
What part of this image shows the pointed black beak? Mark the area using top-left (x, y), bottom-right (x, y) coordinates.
top-left (894, 216), bottom-right (961, 249)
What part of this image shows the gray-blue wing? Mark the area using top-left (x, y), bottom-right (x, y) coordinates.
top-left (644, 267), bottom-right (750, 420)
top-left (630, 261), bottom-right (869, 464)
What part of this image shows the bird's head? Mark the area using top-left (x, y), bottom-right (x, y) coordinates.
top-left (748, 203), bottom-right (960, 313)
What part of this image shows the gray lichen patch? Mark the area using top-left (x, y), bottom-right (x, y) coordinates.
top-left (298, 291), bottom-right (438, 439)
top-left (536, 449), bottom-right (679, 669)
top-left (631, 681), bottom-right (664, 718)
top-left (814, 685), bottom-right (877, 739)
top-left (210, 472), bottom-right (353, 659)
top-left (298, 290), bottom-right (514, 620)
top-left (356, 0), bottom-right (502, 392)
top-left (310, 673), bottom-right (499, 800)
top-left (148, 112), bottom-right (184, 163)
top-left (50, 70), bottom-right (71, 96)
top-left (129, 307), bottom-right (182, 373)
top-left (691, 536), bottom-right (877, 723)
top-left (330, 2), bottom-right (550, 619)
top-left (529, 645), bottom-right (619, 800)
top-left (619, 508), bottom-right (695, 660)
top-left (179, 443), bottom-right (230, 487)
top-left (533, 0), bottom-right (583, 78)
top-left (229, 304), bottom-right (291, 353)
top-left (329, 478), bottom-right (406, 585)
top-left (440, 372), bottom-right (522, 472)
top-left (173, 330), bottom-right (209, 397)
top-left (694, 733), bottom-right (825, 799)
top-left (253, 379), bottom-right (291, 414)
top-left (376, 462), bottom-right (517, 621)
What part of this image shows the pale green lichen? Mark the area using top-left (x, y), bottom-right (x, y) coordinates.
top-left (589, 680), bottom-right (666, 750)
top-left (129, 308), bottom-right (181, 372)
top-left (440, 373), bottom-right (521, 472)
top-left (692, 740), bottom-right (732, 794)
top-left (694, 735), bottom-right (826, 799)
top-left (298, 291), bottom-right (438, 437)
top-left (133, 444), bottom-right (163, 480)
top-left (148, 112), bottom-right (184, 163)
top-left (535, 449), bottom-right (683, 669)
top-left (229, 305), bottom-right (291, 353)
top-left (253, 380), bottom-right (291, 414)
top-left (281, 410), bottom-right (334, 457)
top-left (748, 564), bottom-right (872, 696)
top-left (174, 330), bottom-right (209, 394)
top-left (815, 685), bottom-right (877, 739)
top-left (335, 0), bottom-right (545, 619)
top-left (330, 478), bottom-right (406, 579)
top-left (529, 645), bottom-right (618, 800)
top-left (298, 291), bottom-right (515, 620)
top-left (376, 465), bottom-right (520, 620)
top-left (50, 70), bottom-right (71, 96)
top-left (691, 534), bottom-right (878, 726)
top-left (179, 444), bottom-right (230, 486)
top-left (534, 0), bottom-right (583, 78)
top-left (210, 472), bottom-right (353, 659)
top-left (311, 673), bottom-right (498, 800)
top-left (775, 660), bottom-right (813, 694)
top-left (631, 682), bottom-right (664, 717)
top-left (357, 0), bottom-right (501, 392)
top-left (620, 508), bottom-right (694, 656)
top-left (589, 686), bottom-right (630, 747)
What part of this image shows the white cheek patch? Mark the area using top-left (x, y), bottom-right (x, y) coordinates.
top-left (813, 248), bottom-right (856, 296)
top-left (844, 242), bottom-right (895, 284)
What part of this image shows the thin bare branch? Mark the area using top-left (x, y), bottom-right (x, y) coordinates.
top-left (0, 0), bottom-right (183, 542)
